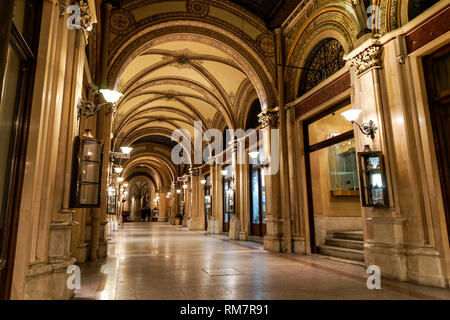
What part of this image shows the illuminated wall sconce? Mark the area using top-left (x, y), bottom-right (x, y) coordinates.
top-left (78, 89), bottom-right (123, 118)
top-left (221, 169), bottom-right (228, 176)
top-left (200, 179), bottom-right (207, 185)
top-left (117, 177), bottom-right (124, 183)
top-left (176, 189), bottom-right (182, 194)
top-left (114, 166), bottom-right (123, 174)
top-left (341, 109), bottom-right (378, 139)
top-left (182, 184), bottom-right (188, 189)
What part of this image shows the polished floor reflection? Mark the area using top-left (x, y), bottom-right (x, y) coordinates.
top-left (74, 223), bottom-right (450, 300)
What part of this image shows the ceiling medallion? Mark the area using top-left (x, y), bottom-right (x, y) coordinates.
top-left (257, 33), bottom-right (275, 56)
top-left (187, 0), bottom-right (209, 17)
top-left (110, 9), bottom-right (135, 35)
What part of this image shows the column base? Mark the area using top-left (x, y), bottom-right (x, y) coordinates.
top-left (24, 256), bottom-right (76, 300)
top-left (229, 219), bottom-right (241, 240)
top-left (207, 219), bottom-right (220, 234)
top-left (158, 217), bottom-right (168, 222)
top-left (292, 235), bottom-right (307, 254)
top-left (73, 242), bottom-right (88, 263)
top-left (264, 218), bottom-right (283, 252)
top-left (187, 217), bottom-right (203, 230)
top-left (239, 231), bottom-right (248, 241)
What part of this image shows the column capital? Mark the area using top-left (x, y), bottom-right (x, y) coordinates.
top-left (72, 0), bottom-right (94, 45)
top-left (189, 167), bottom-right (200, 177)
top-left (104, 102), bottom-right (116, 116)
top-left (352, 45), bottom-right (383, 75)
top-left (258, 107), bottom-right (280, 129)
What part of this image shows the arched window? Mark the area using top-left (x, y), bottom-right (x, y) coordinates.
top-left (408, 0), bottom-right (439, 21)
top-left (297, 38), bottom-right (345, 97)
top-left (245, 99), bottom-right (261, 131)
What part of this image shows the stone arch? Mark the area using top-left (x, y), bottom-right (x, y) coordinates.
top-left (285, 9), bottom-right (356, 101)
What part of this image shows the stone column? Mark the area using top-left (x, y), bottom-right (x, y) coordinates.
top-left (259, 108), bottom-right (283, 252)
top-left (229, 140), bottom-right (241, 240)
top-left (208, 164), bottom-right (222, 234)
top-left (90, 1), bottom-right (113, 260)
top-left (349, 41), bottom-right (408, 280)
top-left (275, 28), bottom-right (292, 253)
top-left (187, 167), bottom-right (203, 230)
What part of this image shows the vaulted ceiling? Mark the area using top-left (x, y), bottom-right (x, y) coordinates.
top-left (104, 0), bottom-right (296, 26)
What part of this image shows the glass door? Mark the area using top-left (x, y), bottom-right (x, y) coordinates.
top-left (250, 164), bottom-right (266, 236)
top-left (222, 166), bottom-right (232, 232)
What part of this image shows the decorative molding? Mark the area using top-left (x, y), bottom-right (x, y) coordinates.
top-left (72, 0), bottom-right (94, 44)
top-left (187, 0), bottom-right (209, 17)
top-left (189, 167), bottom-right (200, 176)
top-left (258, 108), bottom-right (279, 128)
top-left (110, 9), bottom-right (136, 35)
top-left (351, 45), bottom-right (383, 75)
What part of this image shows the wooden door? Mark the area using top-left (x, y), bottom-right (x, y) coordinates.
top-left (423, 44), bottom-right (450, 243)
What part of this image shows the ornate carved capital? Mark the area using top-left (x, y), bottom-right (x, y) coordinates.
top-left (104, 102), bottom-right (116, 116)
top-left (258, 108), bottom-right (279, 129)
top-left (72, 0), bottom-right (94, 44)
top-left (352, 45), bottom-right (383, 75)
top-left (189, 167), bottom-right (200, 177)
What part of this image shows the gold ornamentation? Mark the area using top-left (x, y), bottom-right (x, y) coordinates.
top-left (258, 108), bottom-right (279, 128)
top-left (352, 45), bottom-right (383, 75)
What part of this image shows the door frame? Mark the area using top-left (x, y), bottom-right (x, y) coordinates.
top-left (303, 98), bottom-right (354, 253)
top-left (423, 44), bottom-right (450, 244)
top-left (0, 0), bottom-right (42, 299)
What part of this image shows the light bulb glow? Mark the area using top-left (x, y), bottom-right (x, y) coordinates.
top-left (117, 177), bottom-right (124, 183)
top-left (114, 167), bottom-right (123, 174)
top-left (341, 109), bottom-right (362, 122)
top-left (221, 169), bottom-right (228, 176)
top-left (200, 179), bottom-right (207, 185)
top-left (248, 151), bottom-right (259, 159)
top-left (100, 89), bottom-right (123, 104)
top-left (176, 189), bottom-right (181, 194)
top-left (120, 146), bottom-right (133, 155)
top-left (182, 184), bottom-right (188, 189)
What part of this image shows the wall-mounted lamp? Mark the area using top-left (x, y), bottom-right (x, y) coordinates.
top-left (114, 166), bottom-right (123, 174)
top-left (78, 89), bottom-right (123, 118)
top-left (182, 184), bottom-right (188, 189)
top-left (200, 179), bottom-right (207, 185)
top-left (248, 151), bottom-right (259, 159)
top-left (221, 169), bottom-right (228, 176)
top-left (117, 177), bottom-right (124, 183)
top-left (341, 109), bottom-right (378, 140)
top-left (176, 189), bottom-right (182, 194)
top-left (110, 146), bottom-right (133, 162)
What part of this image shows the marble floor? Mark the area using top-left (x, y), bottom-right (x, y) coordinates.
top-left (74, 222), bottom-right (450, 300)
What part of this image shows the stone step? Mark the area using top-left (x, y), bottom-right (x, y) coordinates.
top-left (327, 230), bottom-right (364, 241)
top-left (325, 237), bottom-right (364, 250)
top-left (315, 254), bottom-right (366, 267)
top-left (317, 245), bottom-right (365, 262)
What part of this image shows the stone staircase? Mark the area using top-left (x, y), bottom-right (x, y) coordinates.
top-left (317, 230), bottom-right (365, 265)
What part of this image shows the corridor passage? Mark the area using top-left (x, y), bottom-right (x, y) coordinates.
top-left (74, 223), bottom-right (450, 300)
